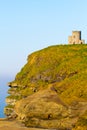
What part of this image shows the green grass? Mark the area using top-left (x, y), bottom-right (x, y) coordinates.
top-left (12, 44), bottom-right (87, 102)
top-left (7, 44), bottom-right (87, 127)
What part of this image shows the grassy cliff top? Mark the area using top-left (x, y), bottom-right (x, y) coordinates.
top-left (13, 44), bottom-right (87, 100)
top-left (7, 44), bottom-right (87, 129)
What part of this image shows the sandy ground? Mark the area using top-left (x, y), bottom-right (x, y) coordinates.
top-left (0, 118), bottom-right (51, 130)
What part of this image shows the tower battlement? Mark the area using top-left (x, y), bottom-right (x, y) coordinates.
top-left (68, 31), bottom-right (85, 44)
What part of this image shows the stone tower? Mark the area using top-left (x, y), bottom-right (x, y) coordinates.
top-left (68, 31), bottom-right (85, 44)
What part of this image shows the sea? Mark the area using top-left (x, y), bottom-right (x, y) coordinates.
top-left (0, 77), bottom-right (12, 118)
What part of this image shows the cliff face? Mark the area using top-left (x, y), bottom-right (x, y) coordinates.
top-left (4, 44), bottom-right (87, 129)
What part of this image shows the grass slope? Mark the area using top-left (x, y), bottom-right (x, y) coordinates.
top-left (8, 44), bottom-right (87, 129)
top-left (15, 44), bottom-right (87, 99)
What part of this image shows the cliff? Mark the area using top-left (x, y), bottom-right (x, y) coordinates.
top-left (4, 44), bottom-right (87, 130)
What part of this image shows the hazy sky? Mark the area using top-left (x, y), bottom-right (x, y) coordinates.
top-left (0, 0), bottom-right (87, 78)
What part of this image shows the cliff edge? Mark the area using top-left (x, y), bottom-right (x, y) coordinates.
top-left (4, 44), bottom-right (87, 130)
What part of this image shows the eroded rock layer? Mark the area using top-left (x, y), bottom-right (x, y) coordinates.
top-left (4, 45), bottom-right (87, 130)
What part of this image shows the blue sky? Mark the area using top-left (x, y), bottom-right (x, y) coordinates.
top-left (0, 0), bottom-right (87, 78)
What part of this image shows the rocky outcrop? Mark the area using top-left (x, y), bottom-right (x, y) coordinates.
top-left (14, 89), bottom-right (74, 129)
top-left (14, 88), bottom-right (87, 129)
top-left (5, 45), bottom-right (87, 129)
top-left (8, 82), bottom-right (18, 88)
top-left (4, 82), bottom-right (22, 118)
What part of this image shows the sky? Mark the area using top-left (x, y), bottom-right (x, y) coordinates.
top-left (0, 0), bottom-right (87, 79)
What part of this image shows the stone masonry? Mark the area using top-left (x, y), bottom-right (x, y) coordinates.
top-left (68, 31), bottom-right (85, 44)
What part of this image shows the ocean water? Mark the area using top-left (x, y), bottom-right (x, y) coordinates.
top-left (0, 77), bottom-right (10, 118)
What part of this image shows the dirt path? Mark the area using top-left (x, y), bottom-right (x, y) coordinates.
top-left (0, 119), bottom-right (50, 130)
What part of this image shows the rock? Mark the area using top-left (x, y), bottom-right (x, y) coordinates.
top-left (6, 98), bottom-right (17, 106)
top-left (5, 45), bottom-right (87, 129)
top-left (14, 89), bottom-right (75, 129)
top-left (8, 82), bottom-right (18, 88)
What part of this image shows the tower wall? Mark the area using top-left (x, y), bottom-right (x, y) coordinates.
top-left (68, 36), bottom-right (72, 44)
top-left (68, 31), bottom-right (85, 44)
top-left (72, 31), bottom-right (81, 44)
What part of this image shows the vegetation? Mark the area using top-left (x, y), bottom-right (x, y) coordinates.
top-left (14, 44), bottom-right (87, 102)
top-left (5, 44), bottom-right (87, 129)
